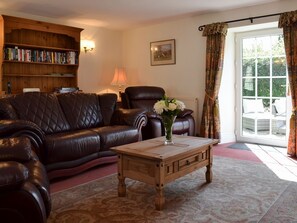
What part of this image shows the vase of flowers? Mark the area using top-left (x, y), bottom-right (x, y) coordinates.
top-left (153, 95), bottom-right (185, 145)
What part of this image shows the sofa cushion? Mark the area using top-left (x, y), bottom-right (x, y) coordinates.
top-left (98, 93), bottom-right (117, 126)
top-left (45, 129), bottom-right (101, 164)
top-left (57, 93), bottom-right (104, 130)
top-left (91, 126), bottom-right (139, 151)
top-left (9, 92), bottom-right (70, 134)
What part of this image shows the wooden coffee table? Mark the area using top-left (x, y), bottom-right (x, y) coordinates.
top-left (111, 135), bottom-right (218, 210)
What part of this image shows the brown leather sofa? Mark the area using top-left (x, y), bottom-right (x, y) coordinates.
top-left (121, 86), bottom-right (195, 140)
top-left (0, 92), bottom-right (147, 180)
top-left (0, 137), bottom-right (51, 223)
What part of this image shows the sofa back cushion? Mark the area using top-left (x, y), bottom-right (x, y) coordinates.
top-left (9, 92), bottom-right (70, 134)
top-left (98, 93), bottom-right (117, 126)
top-left (124, 86), bottom-right (165, 111)
top-left (57, 93), bottom-right (103, 130)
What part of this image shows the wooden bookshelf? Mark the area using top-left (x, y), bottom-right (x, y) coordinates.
top-left (0, 15), bottom-right (83, 94)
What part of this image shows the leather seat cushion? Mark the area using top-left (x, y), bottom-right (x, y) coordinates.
top-left (91, 126), bottom-right (139, 150)
top-left (45, 130), bottom-right (100, 164)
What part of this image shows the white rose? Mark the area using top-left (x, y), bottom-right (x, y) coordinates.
top-left (168, 102), bottom-right (177, 111)
top-left (176, 100), bottom-right (185, 111)
top-left (154, 101), bottom-right (165, 114)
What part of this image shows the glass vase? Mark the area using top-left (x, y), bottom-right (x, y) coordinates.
top-left (162, 115), bottom-right (177, 145)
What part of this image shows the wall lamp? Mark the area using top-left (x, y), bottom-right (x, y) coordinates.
top-left (81, 40), bottom-right (95, 53)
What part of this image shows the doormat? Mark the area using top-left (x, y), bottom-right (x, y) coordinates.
top-left (228, 143), bottom-right (252, 151)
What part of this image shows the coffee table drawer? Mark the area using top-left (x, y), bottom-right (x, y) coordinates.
top-left (178, 151), bottom-right (207, 170)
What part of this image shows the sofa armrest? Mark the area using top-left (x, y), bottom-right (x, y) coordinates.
top-left (0, 161), bottom-right (29, 191)
top-left (111, 108), bottom-right (148, 132)
top-left (0, 137), bottom-right (33, 162)
top-left (0, 120), bottom-right (45, 161)
top-left (177, 108), bottom-right (193, 118)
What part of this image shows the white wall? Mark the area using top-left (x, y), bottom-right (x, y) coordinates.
top-left (79, 27), bottom-right (122, 93)
top-left (122, 0), bottom-right (296, 141)
top-left (219, 32), bottom-right (236, 143)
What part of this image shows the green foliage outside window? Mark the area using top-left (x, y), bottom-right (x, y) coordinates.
top-left (242, 34), bottom-right (287, 99)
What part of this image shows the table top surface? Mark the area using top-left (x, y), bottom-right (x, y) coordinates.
top-left (111, 135), bottom-right (218, 161)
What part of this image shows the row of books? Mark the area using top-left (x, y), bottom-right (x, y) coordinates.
top-left (4, 47), bottom-right (78, 65)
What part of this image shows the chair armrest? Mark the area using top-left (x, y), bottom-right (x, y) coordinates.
top-left (177, 108), bottom-right (193, 118)
top-left (0, 120), bottom-right (45, 161)
top-left (111, 108), bottom-right (148, 132)
top-left (0, 161), bottom-right (29, 191)
top-left (0, 137), bottom-right (33, 162)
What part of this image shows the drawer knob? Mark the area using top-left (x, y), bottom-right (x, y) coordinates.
top-left (186, 160), bottom-right (190, 165)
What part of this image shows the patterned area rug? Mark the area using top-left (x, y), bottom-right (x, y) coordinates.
top-left (48, 157), bottom-right (297, 223)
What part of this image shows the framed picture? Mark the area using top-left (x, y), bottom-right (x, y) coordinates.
top-left (150, 39), bottom-right (176, 66)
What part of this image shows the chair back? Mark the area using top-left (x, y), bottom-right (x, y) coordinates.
top-left (122, 86), bottom-right (165, 112)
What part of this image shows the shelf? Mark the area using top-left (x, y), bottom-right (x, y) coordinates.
top-left (3, 60), bottom-right (79, 66)
top-left (4, 74), bottom-right (76, 78)
top-left (1, 15), bottom-right (82, 93)
top-left (4, 43), bottom-right (79, 52)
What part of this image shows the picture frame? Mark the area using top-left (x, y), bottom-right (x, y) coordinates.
top-left (150, 39), bottom-right (176, 66)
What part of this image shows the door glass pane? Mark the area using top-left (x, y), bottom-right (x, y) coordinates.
top-left (243, 38), bottom-right (256, 58)
top-left (256, 36), bottom-right (270, 56)
top-left (257, 78), bottom-right (270, 97)
top-left (272, 78), bottom-right (286, 97)
top-left (271, 35), bottom-right (285, 56)
top-left (257, 58), bottom-right (270, 76)
top-left (272, 57), bottom-right (286, 76)
top-left (242, 78), bottom-right (255, 96)
top-left (242, 59), bottom-right (255, 77)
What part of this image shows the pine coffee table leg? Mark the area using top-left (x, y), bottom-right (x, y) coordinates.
top-left (155, 186), bottom-right (165, 210)
top-left (206, 163), bottom-right (212, 183)
top-left (117, 154), bottom-right (126, 197)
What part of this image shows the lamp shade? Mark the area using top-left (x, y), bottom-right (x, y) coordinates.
top-left (111, 68), bottom-right (127, 86)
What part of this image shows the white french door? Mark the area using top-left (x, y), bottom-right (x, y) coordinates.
top-left (235, 28), bottom-right (290, 147)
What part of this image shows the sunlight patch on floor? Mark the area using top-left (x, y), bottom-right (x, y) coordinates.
top-left (244, 143), bottom-right (297, 182)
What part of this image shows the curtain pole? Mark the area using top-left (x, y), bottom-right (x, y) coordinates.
top-left (198, 12), bottom-right (282, 31)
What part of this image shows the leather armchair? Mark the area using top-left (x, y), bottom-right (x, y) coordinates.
top-left (121, 86), bottom-right (195, 140)
top-left (0, 137), bottom-right (51, 223)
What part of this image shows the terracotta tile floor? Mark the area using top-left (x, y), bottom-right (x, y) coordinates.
top-left (215, 142), bottom-right (297, 182)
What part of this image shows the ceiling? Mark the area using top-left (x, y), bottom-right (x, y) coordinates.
top-left (0, 0), bottom-right (282, 30)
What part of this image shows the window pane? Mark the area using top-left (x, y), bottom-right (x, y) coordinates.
top-left (272, 78), bottom-right (286, 97)
top-left (257, 58), bottom-right (270, 77)
top-left (257, 78), bottom-right (270, 97)
top-left (272, 57), bottom-right (286, 76)
top-left (243, 38), bottom-right (256, 58)
top-left (257, 36), bottom-right (271, 57)
top-left (243, 59), bottom-right (255, 77)
top-left (243, 78), bottom-right (255, 96)
top-left (271, 35), bottom-right (285, 56)
top-left (262, 99), bottom-right (270, 112)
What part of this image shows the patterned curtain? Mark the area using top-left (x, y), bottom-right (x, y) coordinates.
top-left (279, 10), bottom-right (297, 157)
top-left (200, 23), bottom-right (228, 140)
